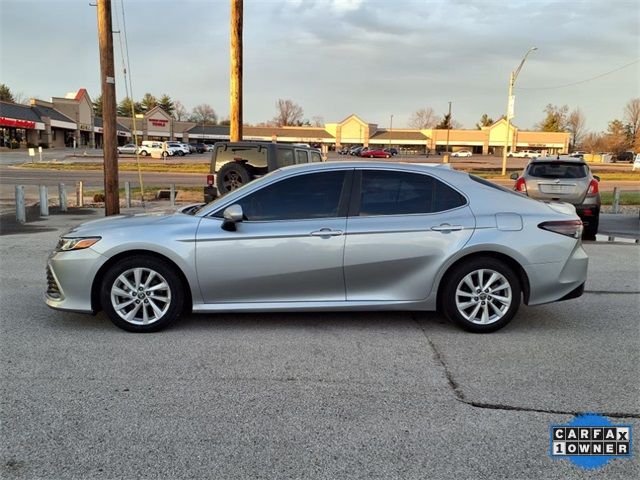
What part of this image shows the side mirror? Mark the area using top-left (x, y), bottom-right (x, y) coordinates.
top-left (593, 175), bottom-right (600, 182)
top-left (510, 172), bottom-right (519, 180)
top-left (221, 204), bottom-right (243, 231)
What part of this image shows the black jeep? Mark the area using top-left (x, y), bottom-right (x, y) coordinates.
top-left (204, 142), bottom-right (323, 201)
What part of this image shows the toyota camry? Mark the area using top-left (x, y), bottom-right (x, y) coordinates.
top-left (45, 161), bottom-right (588, 333)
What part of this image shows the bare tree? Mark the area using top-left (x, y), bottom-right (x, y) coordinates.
top-left (566, 108), bottom-right (587, 151)
top-left (173, 101), bottom-right (188, 121)
top-left (189, 104), bottom-right (218, 124)
top-left (581, 132), bottom-right (603, 153)
top-left (273, 99), bottom-right (304, 127)
top-left (624, 98), bottom-right (640, 146)
top-left (311, 115), bottom-right (325, 127)
top-left (408, 107), bottom-right (439, 129)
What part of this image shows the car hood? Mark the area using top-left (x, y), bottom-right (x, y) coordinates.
top-left (64, 210), bottom-right (197, 237)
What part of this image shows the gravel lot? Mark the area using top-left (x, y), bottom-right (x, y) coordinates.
top-left (1, 210), bottom-right (638, 479)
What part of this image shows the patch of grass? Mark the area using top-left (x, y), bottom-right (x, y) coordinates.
top-left (18, 162), bottom-right (208, 174)
top-left (600, 191), bottom-right (640, 205)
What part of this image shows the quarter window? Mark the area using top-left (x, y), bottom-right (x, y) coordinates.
top-left (235, 171), bottom-right (347, 221)
top-left (310, 152), bottom-right (322, 163)
top-left (358, 170), bottom-right (465, 216)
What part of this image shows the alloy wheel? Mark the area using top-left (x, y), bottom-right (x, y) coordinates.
top-left (454, 268), bottom-right (512, 325)
top-left (110, 267), bottom-right (171, 325)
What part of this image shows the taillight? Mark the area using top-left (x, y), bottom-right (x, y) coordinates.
top-left (538, 220), bottom-right (584, 238)
top-left (587, 179), bottom-right (599, 196)
top-left (515, 177), bottom-right (527, 193)
top-left (206, 174), bottom-right (214, 186)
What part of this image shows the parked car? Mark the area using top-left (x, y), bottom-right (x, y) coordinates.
top-left (166, 141), bottom-right (189, 156)
top-left (383, 147), bottom-right (398, 156)
top-left (117, 144), bottom-right (138, 155)
top-left (338, 147), bottom-right (350, 155)
top-left (569, 151), bottom-right (585, 159)
top-left (451, 150), bottom-right (472, 158)
top-left (205, 144), bottom-right (215, 152)
top-left (511, 156), bottom-right (601, 239)
top-left (613, 151), bottom-right (635, 163)
top-left (508, 150), bottom-right (541, 158)
top-left (45, 161), bottom-right (588, 333)
top-left (138, 141), bottom-right (177, 157)
top-left (205, 142), bottom-right (324, 199)
top-left (189, 143), bottom-right (207, 154)
top-left (360, 148), bottom-right (391, 158)
top-left (349, 146), bottom-right (363, 156)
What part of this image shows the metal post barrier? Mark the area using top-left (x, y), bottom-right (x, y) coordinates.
top-left (39, 185), bottom-right (49, 216)
top-left (170, 184), bottom-right (176, 206)
top-left (125, 181), bottom-right (131, 208)
top-left (15, 185), bottom-right (26, 223)
top-left (612, 187), bottom-right (620, 214)
top-left (76, 181), bottom-right (84, 207)
top-left (59, 183), bottom-right (67, 212)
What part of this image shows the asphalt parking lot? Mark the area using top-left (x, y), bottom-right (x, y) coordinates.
top-left (1, 210), bottom-right (639, 479)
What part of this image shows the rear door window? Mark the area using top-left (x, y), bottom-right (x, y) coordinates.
top-left (357, 170), bottom-right (466, 216)
top-left (296, 150), bottom-right (309, 164)
top-left (310, 151), bottom-right (322, 163)
top-left (276, 147), bottom-right (295, 167)
top-left (527, 162), bottom-right (588, 179)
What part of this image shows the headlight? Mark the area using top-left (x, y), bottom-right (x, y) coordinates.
top-left (56, 237), bottom-right (101, 251)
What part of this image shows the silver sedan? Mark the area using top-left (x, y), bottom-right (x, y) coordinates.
top-left (45, 162), bottom-right (588, 333)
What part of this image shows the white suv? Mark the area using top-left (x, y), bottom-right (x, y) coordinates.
top-left (508, 150), bottom-right (541, 158)
top-left (166, 141), bottom-right (189, 156)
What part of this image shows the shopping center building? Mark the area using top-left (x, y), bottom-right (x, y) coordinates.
top-left (1, 88), bottom-right (570, 155)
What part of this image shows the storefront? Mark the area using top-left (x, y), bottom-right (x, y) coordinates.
top-left (0, 102), bottom-right (46, 148)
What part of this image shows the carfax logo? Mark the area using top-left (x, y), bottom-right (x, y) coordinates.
top-left (550, 413), bottom-right (632, 469)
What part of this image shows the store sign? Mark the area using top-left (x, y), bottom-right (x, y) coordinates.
top-left (149, 118), bottom-right (168, 127)
top-left (0, 117), bottom-right (36, 129)
top-left (79, 123), bottom-right (92, 131)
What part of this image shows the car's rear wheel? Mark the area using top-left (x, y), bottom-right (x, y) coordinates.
top-left (216, 162), bottom-right (252, 193)
top-left (140, 150), bottom-right (148, 156)
top-left (442, 257), bottom-right (521, 333)
top-left (582, 214), bottom-right (599, 240)
top-left (100, 256), bottom-right (184, 332)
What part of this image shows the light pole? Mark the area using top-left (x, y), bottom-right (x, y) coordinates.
top-left (389, 114), bottom-right (393, 148)
top-left (501, 47), bottom-right (537, 176)
top-left (445, 101), bottom-right (451, 153)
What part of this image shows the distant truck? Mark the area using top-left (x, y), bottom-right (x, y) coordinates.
top-left (204, 142), bottom-right (323, 202)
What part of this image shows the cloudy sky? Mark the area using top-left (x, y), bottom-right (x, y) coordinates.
top-left (1, 0), bottom-right (638, 131)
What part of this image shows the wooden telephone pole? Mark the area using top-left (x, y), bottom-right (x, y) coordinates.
top-left (97, 0), bottom-right (120, 215)
top-left (230, 0), bottom-right (243, 141)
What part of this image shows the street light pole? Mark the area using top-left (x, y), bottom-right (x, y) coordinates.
top-left (389, 114), bottom-right (393, 148)
top-left (445, 101), bottom-right (451, 153)
top-left (501, 46), bottom-right (537, 176)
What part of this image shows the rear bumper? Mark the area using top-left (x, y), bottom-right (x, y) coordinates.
top-left (524, 242), bottom-right (588, 306)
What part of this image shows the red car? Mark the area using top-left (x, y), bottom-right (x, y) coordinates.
top-left (360, 148), bottom-right (391, 158)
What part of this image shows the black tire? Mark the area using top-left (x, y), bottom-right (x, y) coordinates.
top-left (178, 151), bottom-right (185, 156)
top-left (100, 255), bottom-right (185, 333)
top-left (216, 162), bottom-right (252, 193)
top-left (140, 150), bottom-right (148, 156)
top-left (582, 214), bottom-right (599, 240)
top-left (441, 257), bottom-right (521, 333)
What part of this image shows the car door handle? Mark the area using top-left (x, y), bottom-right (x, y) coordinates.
top-left (431, 224), bottom-right (463, 232)
top-left (310, 228), bottom-right (343, 237)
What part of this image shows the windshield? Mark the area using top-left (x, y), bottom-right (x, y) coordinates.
top-left (527, 162), bottom-right (588, 179)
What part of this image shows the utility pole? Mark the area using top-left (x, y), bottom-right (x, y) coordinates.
top-left (445, 101), bottom-right (451, 153)
top-left (389, 114), bottom-right (393, 148)
top-left (230, 0), bottom-right (243, 141)
top-left (97, 0), bottom-right (119, 215)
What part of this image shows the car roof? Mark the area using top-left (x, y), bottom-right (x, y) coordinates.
top-left (528, 156), bottom-right (587, 164)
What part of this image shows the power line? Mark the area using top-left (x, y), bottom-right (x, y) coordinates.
top-left (516, 59), bottom-right (639, 90)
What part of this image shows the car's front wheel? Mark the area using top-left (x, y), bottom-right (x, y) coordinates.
top-left (442, 257), bottom-right (521, 333)
top-left (100, 256), bottom-right (184, 332)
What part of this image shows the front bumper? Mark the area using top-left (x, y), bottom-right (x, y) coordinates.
top-left (45, 248), bottom-right (108, 313)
